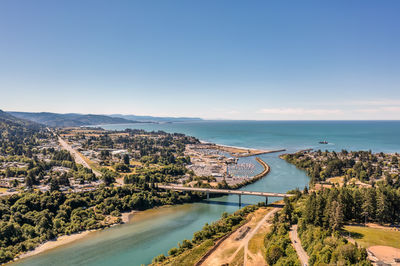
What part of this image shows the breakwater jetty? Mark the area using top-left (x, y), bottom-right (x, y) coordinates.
top-left (229, 157), bottom-right (271, 189)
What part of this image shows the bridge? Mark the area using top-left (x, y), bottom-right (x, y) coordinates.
top-left (158, 185), bottom-right (293, 206)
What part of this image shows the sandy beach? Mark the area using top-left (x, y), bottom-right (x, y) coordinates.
top-left (121, 210), bottom-right (138, 223)
top-left (15, 210), bottom-right (138, 262)
top-left (212, 143), bottom-right (285, 157)
top-left (17, 230), bottom-right (93, 261)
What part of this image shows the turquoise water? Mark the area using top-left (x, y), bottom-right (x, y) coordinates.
top-left (102, 120), bottom-right (400, 153)
top-left (15, 121), bottom-right (400, 266)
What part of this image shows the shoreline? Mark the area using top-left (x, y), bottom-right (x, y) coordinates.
top-left (199, 140), bottom-right (261, 151)
top-left (121, 210), bottom-right (139, 223)
top-left (14, 210), bottom-right (139, 263)
top-left (211, 143), bottom-right (285, 158)
top-left (16, 230), bottom-right (94, 262)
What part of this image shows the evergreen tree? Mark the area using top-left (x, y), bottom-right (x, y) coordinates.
top-left (50, 177), bottom-right (60, 192)
top-left (123, 154), bottom-right (130, 165)
top-left (329, 200), bottom-right (344, 231)
top-left (361, 189), bottom-right (376, 223)
top-left (376, 189), bottom-right (390, 224)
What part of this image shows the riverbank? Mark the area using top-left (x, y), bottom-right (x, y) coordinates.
top-left (16, 230), bottom-right (94, 262)
top-left (152, 204), bottom-right (266, 265)
top-left (14, 209), bottom-right (139, 263)
top-left (121, 210), bottom-right (139, 223)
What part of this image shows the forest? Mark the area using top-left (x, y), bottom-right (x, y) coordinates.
top-left (264, 189), bottom-right (373, 265)
top-left (0, 184), bottom-right (202, 263)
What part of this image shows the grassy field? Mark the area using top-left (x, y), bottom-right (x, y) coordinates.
top-left (344, 225), bottom-right (400, 249)
top-left (163, 239), bottom-right (214, 266)
top-left (0, 187), bottom-right (8, 193)
top-left (248, 227), bottom-right (268, 256)
top-left (230, 247), bottom-right (244, 266)
top-left (326, 176), bottom-right (344, 184)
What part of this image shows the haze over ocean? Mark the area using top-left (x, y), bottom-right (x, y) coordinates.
top-left (101, 120), bottom-right (400, 153)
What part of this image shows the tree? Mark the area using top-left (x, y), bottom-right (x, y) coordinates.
top-left (50, 177), bottom-right (60, 192)
top-left (25, 175), bottom-right (34, 188)
top-left (58, 173), bottom-right (70, 187)
top-left (329, 200), bottom-right (344, 231)
top-left (391, 156), bottom-right (398, 165)
top-left (361, 189), bottom-right (376, 222)
top-left (282, 197), bottom-right (294, 222)
top-left (115, 163), bottom-right (130, 173)
top-left (266, 244), bottom-right (283, 265)
top-left (168, 247), bottom-right (178, 256)
top-left (5, 168), bottom-right (13, 178)
top-left (102, 172), bottom-right (115, 186)
top-left (123, 154), bottom-right (130, 165)
top-left (376, 189), bottom-right (390, 224)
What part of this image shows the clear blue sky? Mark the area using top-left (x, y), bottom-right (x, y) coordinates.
top-left (1, 0), bottom-right (399, 120)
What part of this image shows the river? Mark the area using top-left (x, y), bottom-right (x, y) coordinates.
top-left (14, 120), bottom-right (400, 266)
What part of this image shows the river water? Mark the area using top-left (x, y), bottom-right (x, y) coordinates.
top-left (14, 121), bottom-right (400, 266)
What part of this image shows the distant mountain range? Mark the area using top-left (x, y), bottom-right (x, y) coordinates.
top-left (6, 111), bottom-right (202, 127)
top-left (8, 112), bottom-right (138, 127)
top-left (109, 114), bottom-right (202, 123)
top-left (0, 110), bottom-right (20, 122)
top-left (0, 110), bottom-right (42, 128)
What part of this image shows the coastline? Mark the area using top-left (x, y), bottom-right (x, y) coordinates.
top-left (199, 140), bottom-right (261, 151)
top-left (211, 143), bottom-right (285, 158)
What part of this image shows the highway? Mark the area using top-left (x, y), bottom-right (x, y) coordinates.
top-left (58, 136), bottom-right (102, 177)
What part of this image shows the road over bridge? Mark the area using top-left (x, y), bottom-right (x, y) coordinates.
top-left (158, 185), bottom-right (293, 206)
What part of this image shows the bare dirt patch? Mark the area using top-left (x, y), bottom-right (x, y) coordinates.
top-left (368, 245), bottom-right (400, 264)
top-left (200, 207), bottom-right (276, 266)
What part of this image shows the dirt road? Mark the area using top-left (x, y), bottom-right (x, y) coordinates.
top-left (201, 207), bottom-right (280, 266)
top-left (243, 208), bottom-right (279, 265)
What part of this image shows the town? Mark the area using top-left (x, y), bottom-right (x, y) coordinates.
top-left (0, 126), bottom-right (274, 198)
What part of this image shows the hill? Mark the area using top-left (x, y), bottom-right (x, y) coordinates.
top-left (0, 109), bottom-right (19, 122)
top-left (110, 114), bottom-right (203, 123)
top-left (0, 109), bottom-right (42, 142)
top-left (0, 110), bottom-right (40, 128)
top-left (8, 112), bottom-right (140, 127)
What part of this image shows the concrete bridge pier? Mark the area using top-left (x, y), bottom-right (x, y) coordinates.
top-left (265, 196), bottom-right (268, 205)
top-left (239, 194), bottom-right (241, 207)
top-left (206, 191), bottom-right (209, 200)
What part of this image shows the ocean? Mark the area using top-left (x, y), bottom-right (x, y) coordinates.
top-left (101, 120), bottom-right (400, 153)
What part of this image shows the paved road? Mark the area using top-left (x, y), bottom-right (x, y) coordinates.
top-left (58, 136), bottom-right (102, 177)
top-left (158, 185), bottom-right (293, 198)
top-left (289, 224), bottom-right (309, 266)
